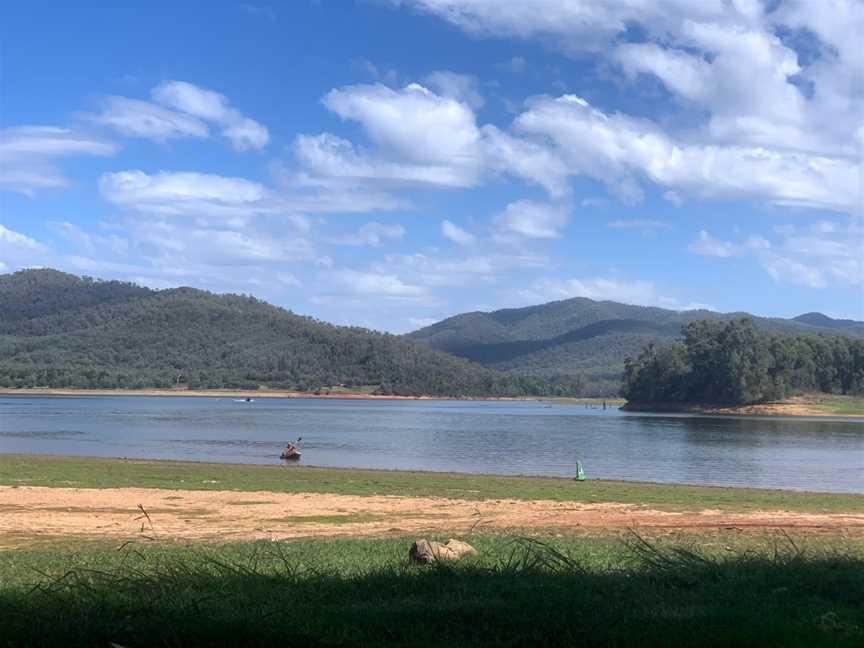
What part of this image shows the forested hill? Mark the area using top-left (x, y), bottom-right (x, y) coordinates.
top-left (407, 297), bottom-right (864, 396)
top-left (0, 269), bottom-right (576, 397)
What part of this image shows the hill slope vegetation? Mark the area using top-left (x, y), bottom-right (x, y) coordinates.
top-left (621, 318), bottom-right (864, 406)
top-left (407, 298), bottom-right (863, 396)
top-left (0, 269), bottom-right (576, 397)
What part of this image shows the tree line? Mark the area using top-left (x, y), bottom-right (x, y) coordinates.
top-left (621, 318), bottom-right (864, 405)
top-left (0, 270), bottom-right (584, 397)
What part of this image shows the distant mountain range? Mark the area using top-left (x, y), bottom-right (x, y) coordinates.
top-left (407, 298), bottom-right (864, 396)
top-left (0, 269), bottom-right (561, 397)
top-left (3, 268), bottom-right (859, 398)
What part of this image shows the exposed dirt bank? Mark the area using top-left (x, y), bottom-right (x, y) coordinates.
top-left (2, 486), bottom-right (862, 548)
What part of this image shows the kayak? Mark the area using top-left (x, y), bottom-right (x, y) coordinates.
top-left (280, 451), bottom-right (301, 460)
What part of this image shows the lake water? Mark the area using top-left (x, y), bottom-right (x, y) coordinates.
top-left (1, 396), bottom-right (862, 493)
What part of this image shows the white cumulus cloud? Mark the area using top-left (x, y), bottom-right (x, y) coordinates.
top-left (441, 220), bottom-right (475, 245)
top-left (92, 80), bottom-right (269, 151)
top-left (493, 200), bottom-right (568, 240)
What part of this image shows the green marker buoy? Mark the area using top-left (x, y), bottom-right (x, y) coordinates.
top-left (574, 461), bottom-right (586, 481)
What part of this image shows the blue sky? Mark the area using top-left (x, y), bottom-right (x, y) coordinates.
top-left (1, 0), bottom-right (862, 331)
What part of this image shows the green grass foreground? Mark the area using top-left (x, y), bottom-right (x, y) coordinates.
top-left (2, 535), bottom-right (863, 647)
top-left (2, 454), bottom-right (863, 514)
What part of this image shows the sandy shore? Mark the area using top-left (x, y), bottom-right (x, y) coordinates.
top-left (623, 395), bottom-right (864, 418)
top-left (2, 485), bottom-right (862, 548)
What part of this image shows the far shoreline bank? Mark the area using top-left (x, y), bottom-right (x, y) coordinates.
top-left (622, 394), bottom-right (864, 419)
top-left (0, 387), bottom-right (623, 405)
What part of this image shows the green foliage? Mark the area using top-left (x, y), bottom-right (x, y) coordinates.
top-left (0, 269), bottom-right (579, 397)
top-left (2, 536), bottom-right (864, 647)
top-left (622, 318), bottom-right (864, 405)
top-left (409, 296), bottom-right (863, 397)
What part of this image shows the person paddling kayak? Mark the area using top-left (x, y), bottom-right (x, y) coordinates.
top-left (281, 437), bottom-right (302, 460)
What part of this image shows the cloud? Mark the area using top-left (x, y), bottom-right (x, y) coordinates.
top-left (424, 70), bottom-right (484, 108)
top-left (515, 94), bottom-right (859, 213)
top-left (1, 216), bottom-right (318, 309)
top-left (99, 170), bottom-right (268, 219)
top-left (479, 125), bottom-right (570, 196)
top-left (324, 82), bottom-right (481, 166)
top-left (302, 78), bottom-right (856, 212)
top-left (692, 219), bottom-right (863, 289)
top-left (49, 221), bottom-right (130, 257)
top-left (0, 224), bottom-right (50, 268)
top-left (761, 254), bottom-right (828, 289)
top-left (302, 82), bottom-right (570, 196)
top-left (393, 0), bottom-right (862, 213)
top-left (493, 200), bottom-right (568, 240)
top-left (395, 0), bottom-right (732, 53)
top-left (152, 81), bottom-right (269, 151)
top-left (441, 220), bottom-right (475, 245)
top-left (329, 269), bottom-right (428, 299)
top-left (92, 80), bottom-right (269, 151)
top-left (293, 133), bottom-right (476, 187)
top-left (520, 276), bottom-right (712, 311)
top-left (91, 97), bottom-right (208, 142)
top-left (689, 230), bottom-right (746, 258)
top-left (329, 221), bottom-right (405, 246)
top-left (0, 126), bottom-right (116, 194)
top-left (363, 251), bottom-right (548, 293)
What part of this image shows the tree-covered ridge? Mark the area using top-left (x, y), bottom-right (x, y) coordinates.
top-left (0, 269), bottom-right (580, 397)
top-left (408, 296), bottom-right (863, 396)
top-left (0, 268), bottom-right (152, 324)
top-left (621, 318), bottom-right (864, 406)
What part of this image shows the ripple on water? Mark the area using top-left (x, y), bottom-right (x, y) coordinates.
top-left (0, 430), bottom-right (90, 440)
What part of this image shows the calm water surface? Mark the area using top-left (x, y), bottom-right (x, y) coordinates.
top-left (1, 396), bottom-right (862, 493)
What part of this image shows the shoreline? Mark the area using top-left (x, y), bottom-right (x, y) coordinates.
top-left (1, 387), bottom-right (856, 417)
top-left (622, 395), bottom-right (864, 419)
top-left (2, 454), bottom-right (862, 549)
top-left (0, 387), bottom-right (481, 401)
top-left (2, 452), bottom-right (861, 499)
top-left (0, 387), bottom-right (623, 405)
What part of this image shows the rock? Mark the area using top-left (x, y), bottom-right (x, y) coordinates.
top-left (409, 538), bottom-right (478, 564)
top-left (442, 539), bottom-right (477, 558)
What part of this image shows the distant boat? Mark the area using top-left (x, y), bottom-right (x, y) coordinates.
top-left (234, 397), bottom-right (254, 403)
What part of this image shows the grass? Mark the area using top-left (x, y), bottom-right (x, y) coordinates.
top-left (2, 454), bottom-right (862, 514)
top-left (1, 534), bottom-right (863, 647)
top-left (811, 395), bottom-right (864, 416)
